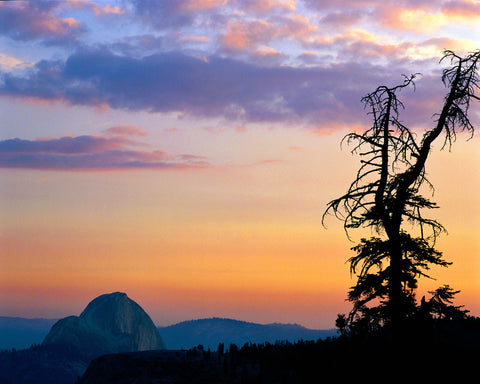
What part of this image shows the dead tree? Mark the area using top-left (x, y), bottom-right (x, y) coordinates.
top-left (323, 50), bottom-right (480, 338)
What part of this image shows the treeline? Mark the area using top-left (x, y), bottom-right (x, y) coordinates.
top-left (185, 338), bottom-right (346, 384)
top-left (183, 315), bottom-right (480, 383)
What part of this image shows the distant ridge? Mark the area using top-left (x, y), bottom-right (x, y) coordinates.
top-left (0, 317), bottom-right (58, 350)
top-left (1, 315), bottom-right (337, 352)
top-left (159, 317), bottom-right (337, 350)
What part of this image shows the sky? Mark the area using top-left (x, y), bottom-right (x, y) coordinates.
top-left (0, 0), bottom-right (479, 330)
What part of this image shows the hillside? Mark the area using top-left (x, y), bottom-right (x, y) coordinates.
top-left (1, 315), bottom-right (337, 352)
top-left (158, 318), bottom-right (336, 350)
top-left (0, 317), bottom-right (58, 350)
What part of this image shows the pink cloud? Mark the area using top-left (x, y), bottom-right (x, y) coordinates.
top-left (251, 46), bottom-right (288, 64)
top-left (277, 14), bottom-right (317, 41)
top-left (64, 1), bottom-right (126, 17)
top-left (104, 125), bottom-right (148, 137)
top-left (219, 13), bottom-right (316, 54)
top-left (220, 20), bottom-right (278, 51)
top-left (442, 0), bottom-right (480, 17)
top-left (375, 7), bottom-right (446, 33)
top-left (301, 0), bottom-right (478, 34)
top-left (0, 1), bottom-right (85, 44)
top-left (179, 35), bottom-right (212, 44)
top-left (235, 125), bottom-right (247, 133)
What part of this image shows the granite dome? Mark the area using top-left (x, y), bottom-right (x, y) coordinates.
top-left (42, 292), bottom-right (165, 356)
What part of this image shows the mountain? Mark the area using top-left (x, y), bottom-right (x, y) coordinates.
top-left (0, 292), bottom-right (165, 384)
top-left (158, 317), bottom-right (337, 350)
top-left (42, 292), bottom-right (165, 356)
top-left (0, 317), bottom-right (58, 350)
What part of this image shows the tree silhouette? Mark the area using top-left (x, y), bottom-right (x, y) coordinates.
top-left (324, 50), bottom-right (480, 339)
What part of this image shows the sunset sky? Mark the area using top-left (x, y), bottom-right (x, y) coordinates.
top-left (0, 0), bottom-right (479, 329)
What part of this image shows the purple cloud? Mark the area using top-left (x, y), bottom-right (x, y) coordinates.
top-left (0, 135), bottom-right (210, 171)
top-left (0, 48), bottom-right (413, 128)
top-left (0, 136), bottom-right (125, 154)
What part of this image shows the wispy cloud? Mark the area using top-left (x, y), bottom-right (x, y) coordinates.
top-left (0, 133), bottom-right (211, 171)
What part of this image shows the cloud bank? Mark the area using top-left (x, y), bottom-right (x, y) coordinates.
top-left (2, 48), bottom-right (436, 128)
top-left (0, 134), bottom-right (210, 171)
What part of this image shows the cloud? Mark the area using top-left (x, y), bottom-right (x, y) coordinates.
top-left (319, 10), bottom-right (365, 28)
top-left (236, 0), bottom-right (297, 14)
top-left (1, 48), bottom-right (411, 128)
top-left (220, 20), bottom-right (278, 51)
top-left (67, 0), bottom-right (125, 16)
top-left (131, 0), bottom-right (297, 30)
top-left (0, 134), bottom-right (210, 171)
top-left (179, 35), bottom-right (212, 44)
top-left (375, 7), bottom-right (446, 33)
top-left (125, 0), bottom-right (474, 67)
top-left (250, 46), bottom-right (288, 64)
top-left (104, 125), bottom-right (148, 137)
top-left (442, 0), bottom-right (480, 16)
top-left (0, 54), bottom-right (34, 72)
top-left (130, 0), bottom-right (315, 52)
top-left (0, 135), bottom-right (125, 154)
top-left (302, 0), bottom-right (480, 35)
top-left (130, 0), bottom-right (224, 28)
top-left (0, 1), bottom-right (85, 45)
top-left (219, 13), bottom-right (317, 54)
top-left (179, 0), bottom-right (228, 11)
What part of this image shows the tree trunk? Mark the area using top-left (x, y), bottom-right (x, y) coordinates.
top-left (388, 237), bottom-right (403, 340)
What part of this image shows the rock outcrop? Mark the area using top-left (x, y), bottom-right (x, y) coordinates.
top-left (42, 292), bottom-right (165, 357)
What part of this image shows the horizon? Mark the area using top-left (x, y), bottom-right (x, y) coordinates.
top-left (0, 312), bottom-right (338, 330)
top-left (1, 1), bottom-right (479, 331)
